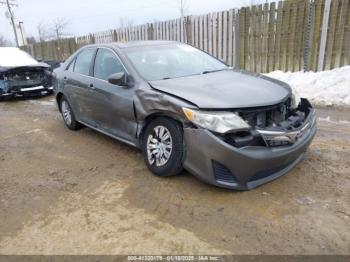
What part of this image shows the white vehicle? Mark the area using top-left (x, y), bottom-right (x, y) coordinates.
top-left (0, 47), bottom-right (53, 100)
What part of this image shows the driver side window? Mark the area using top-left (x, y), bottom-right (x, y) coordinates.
top-left (93, 48), bottom-right (125, 81)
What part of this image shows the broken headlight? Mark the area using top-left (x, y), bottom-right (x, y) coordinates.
top-left (182, 107), bottom-right (250, 134)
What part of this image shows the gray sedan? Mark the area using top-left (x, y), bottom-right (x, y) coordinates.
top-left (53, 41), bottom-right (316, 190)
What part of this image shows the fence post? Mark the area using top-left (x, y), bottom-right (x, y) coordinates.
top-left (233, 9), bottom-right (239, 68)
top-left (303, 0), bottom-right (315, 71)
top-left (186, 16), bottom-right (192, 45)
top-left (147, 23), bottom-right (154, 40)
top-left (317, 0), bottom-right (332, 71)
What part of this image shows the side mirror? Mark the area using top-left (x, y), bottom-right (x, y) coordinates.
top-left (108, 72), bottom-right (128, 86)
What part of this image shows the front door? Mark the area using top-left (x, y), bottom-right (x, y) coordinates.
top-left (88, 48), bottom-right (137, 143)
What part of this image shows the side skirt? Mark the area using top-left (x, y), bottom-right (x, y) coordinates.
top-left (78, 121), bottom-right (138, 148)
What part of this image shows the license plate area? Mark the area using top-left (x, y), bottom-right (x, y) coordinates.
top-left (20, 86), bottom-right (45, 92)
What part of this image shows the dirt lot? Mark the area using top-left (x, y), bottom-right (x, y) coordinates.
top-left (0, 96), bottom-right (349, 255)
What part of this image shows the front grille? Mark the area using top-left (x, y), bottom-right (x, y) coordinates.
top-left (5, 70), bottom-right (49, 89)
top-left (212, 161), bottom-right (237, 183)
top-left (238, 100), bottom-right (290, 129)
top-left (222, 131), bottom-right (266, 148)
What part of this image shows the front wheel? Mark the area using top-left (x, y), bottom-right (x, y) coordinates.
top-left (142, 117), bottom-right (185, 177)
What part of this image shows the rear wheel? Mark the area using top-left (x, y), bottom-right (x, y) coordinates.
top-left (60, 97), bottom-right (82, 130)
top-left (142, 117), bottom-right (184, 177)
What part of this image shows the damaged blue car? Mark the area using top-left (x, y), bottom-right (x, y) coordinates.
top-left (0, 47), bottom-right (53, 100)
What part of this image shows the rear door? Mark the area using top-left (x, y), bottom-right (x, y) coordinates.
top-left (63, 48), bottom-right (97, 126)
top-left (88, 47), bottom-right (137, 143)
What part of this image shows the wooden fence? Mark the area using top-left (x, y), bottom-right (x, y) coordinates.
top-left (23, 0), bottom-right (350, 73)
top-left (238, 0), bottom-right (350, 72)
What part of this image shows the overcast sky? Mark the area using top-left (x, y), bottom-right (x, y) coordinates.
top-left (1, 0), bottom-right (268, 43)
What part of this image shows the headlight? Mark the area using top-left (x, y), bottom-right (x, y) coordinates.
top-left (291, 89), bottom-right (301, 109)
top-left (183, 107), bottom-right (250, 133)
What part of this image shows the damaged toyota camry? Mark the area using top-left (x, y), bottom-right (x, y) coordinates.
top-left (0, 47), bottom-right (53, 100)
top-left (53, 41), bottom-right (316, 190)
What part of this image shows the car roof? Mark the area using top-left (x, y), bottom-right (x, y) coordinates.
top-left (84, 40), bottom-right (180, 50)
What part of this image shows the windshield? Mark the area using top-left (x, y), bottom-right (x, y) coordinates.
top-left (124, 44), bottom-right (228, 81)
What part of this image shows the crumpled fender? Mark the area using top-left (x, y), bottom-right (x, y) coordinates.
top-left (133, 86), bottom-right (198, 143)
top-left (134, 86), bottom-right (197, 121)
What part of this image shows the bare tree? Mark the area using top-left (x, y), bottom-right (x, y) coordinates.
top-left (26, 36), bottom-right (36, 44)
top-left (242, 0), bottom-right (267, 7)
top-left (0, 34), bottom-right (12, 47)
top-left (119, 17), bottom-right (134, 29)
top-left (177, 0), bottom-right (189, 18)
top-left (48, 17), bottom-right (70, 60)
top-left (37, 21), bottom-right (52, 42)
top-left (51, 17), bottom-right (70, 40)
top-left (176, 0), bottom-right (189, 42)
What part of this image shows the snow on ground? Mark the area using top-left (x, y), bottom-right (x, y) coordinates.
top-left (265, 66), bottom-right (350, 106)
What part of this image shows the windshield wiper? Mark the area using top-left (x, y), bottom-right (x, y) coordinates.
top-left (201, 68), bottom-right (231, 74)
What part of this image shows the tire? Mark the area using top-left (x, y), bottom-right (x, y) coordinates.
top-left (142, 117), bottom-right (185, 177)
top-left (59, 96), bottom-right (83, 130)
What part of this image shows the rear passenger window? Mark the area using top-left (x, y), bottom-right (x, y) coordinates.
top-left (74, 49), bottom-right (95, 76)
top-left (93, 48), bottom-right (125, 81)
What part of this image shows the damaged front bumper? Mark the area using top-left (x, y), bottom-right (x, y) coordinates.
top-left (0, 66), bottom-right (53, 99)
top-left (183, 100), bottom-right (317, 190)
top-left (0, 84), bottom-right (53, 99)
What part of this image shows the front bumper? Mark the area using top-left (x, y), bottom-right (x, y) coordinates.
top-left (0, 85), bottom-right (54, 99)
top-left (183, 108), bottom-right (317, 190)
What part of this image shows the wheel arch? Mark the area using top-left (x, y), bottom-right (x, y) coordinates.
top-left (137, 111), bottom-right (185, 148)
top-left (56, 92), bottom-right (64, 112)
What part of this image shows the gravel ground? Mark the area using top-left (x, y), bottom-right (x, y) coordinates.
top-left (0, 96), bottom-right (349, 255)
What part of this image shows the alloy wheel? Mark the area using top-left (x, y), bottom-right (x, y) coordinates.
top-left (146, 125), bottom-right (173, 167)
top-left (61, 100), bottom-right (72, 126)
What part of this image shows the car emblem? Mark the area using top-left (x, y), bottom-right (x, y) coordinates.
top-left (26, 76), bottom-right (30, 80)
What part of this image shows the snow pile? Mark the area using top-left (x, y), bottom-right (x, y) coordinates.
top-left (0, 47), bottom-right (38, 67)
top-left (265, 66), bottom-right (350, 106)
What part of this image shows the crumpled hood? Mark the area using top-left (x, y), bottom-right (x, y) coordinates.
top-left (149, 70), bottom-right (291, 109)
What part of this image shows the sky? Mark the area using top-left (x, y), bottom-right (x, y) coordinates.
top-left (0, 0), bottom-right (268, 44)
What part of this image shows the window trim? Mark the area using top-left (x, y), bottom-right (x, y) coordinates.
top-left (65, 57), bottom-right (76, 71)
top-left (92, 47), bottom-right (129, 83)
top-left (74, 48), bottom-right (97, 76)
top-left (67, 47), bottom-right (97, 77)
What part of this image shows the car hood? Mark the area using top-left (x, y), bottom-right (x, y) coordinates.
top-left (0, 63), bottom-right (50, 73)
top-left (148, 70), bottom-right (291, 109)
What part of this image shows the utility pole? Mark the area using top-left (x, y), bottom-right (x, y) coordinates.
top-left (0, 0), bottom-right (19, 46)
top-left (19, 21), bottom-right (27, 46)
